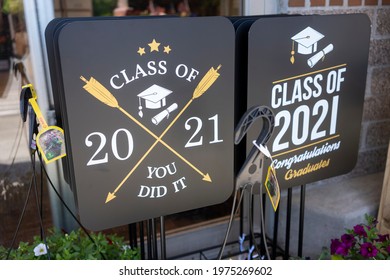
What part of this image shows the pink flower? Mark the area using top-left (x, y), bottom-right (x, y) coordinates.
top-left (335, 242), bottom-right (350, 256)
top-left (360, 242), bottom-right (378, 258)
top-left (330, 239), bottom-right (341, 255)
top-left (330, 238), bottom-right (350, 256)
top-left (353, 225), bottom-right (367, 237)
top-left (376, 234), bottom-right (389, 242)
top-left (341, 233), bottom-right (355, 248)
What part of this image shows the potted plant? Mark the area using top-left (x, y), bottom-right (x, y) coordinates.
top-left (0, 228), bottom-right (140, 260)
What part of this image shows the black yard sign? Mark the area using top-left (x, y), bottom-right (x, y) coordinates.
top-left (247, 14), bottom-right (371, 189)
top-left (47, 14), bottom-right (371, 229)
top-left (49, 17), bottom-right (235, 230)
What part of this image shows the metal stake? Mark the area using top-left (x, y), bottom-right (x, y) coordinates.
top-left (139, 221), bottom-right (145, 260)
top-left (146, 219), bottom-right (152, 259)
top-left (272, 206), bottom-right (279, 259)
top-left (298, 184), bottom-right (306, 258)
top-left (151, 218), bottom-right (158, 259)
top-left (284, 188), bottom-right (292, 259)
top-left (160, 216), bottom-right (166, 259)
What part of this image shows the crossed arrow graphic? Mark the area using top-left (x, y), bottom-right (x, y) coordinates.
top-left (80, 65), bottom-right (221, 203)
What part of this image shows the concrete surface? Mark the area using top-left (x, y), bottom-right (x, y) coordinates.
top-left (274, 172), bottom-right (384, 259)
top-left (0, 70), bottom-right (31, 175)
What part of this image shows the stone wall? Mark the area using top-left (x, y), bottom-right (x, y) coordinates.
top-left (279, 1), bottom-right (390, 179)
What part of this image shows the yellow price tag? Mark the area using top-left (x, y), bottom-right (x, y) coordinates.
top-left (265, 164), bottom-right (280, 212)
top-left (23, 84), bottom-right (66, 164)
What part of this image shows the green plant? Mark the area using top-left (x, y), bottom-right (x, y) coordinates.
top-left (0, 228), bottom-right (140, 260)
top-left (330, 214), bottom-right (390, 260)
top-left (2, 0), bottom-right (24, 14)
top-left (92, 0), bottom-right (117, 16)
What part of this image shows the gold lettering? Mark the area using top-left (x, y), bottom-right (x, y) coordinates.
top-left (284, 158), bottom-right (331, 180)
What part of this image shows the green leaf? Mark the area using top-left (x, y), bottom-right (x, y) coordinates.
top-left (331, 254), bottom-right (344, 260)
top-left (1, 227), bottom-right (140, 260)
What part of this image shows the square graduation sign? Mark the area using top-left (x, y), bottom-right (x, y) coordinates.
top-left (47, 16), bottom-right (235, 230)
top-left (247, 14), bottom-right (371, 189)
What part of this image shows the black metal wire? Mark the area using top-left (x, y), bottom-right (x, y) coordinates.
top-left (217, 186), bottom-right (248, 260)
top-left (146, 220), bottom-right (152, 259)
top-left (248, 185), bottom-right (262, 259)
top-left (258, 184), bottom-right (271, 260)
top-left (38, 155), bottom-right (107, 260)
top-left (151, 218), bottom-right (158, 259)
top-left (40, 159), bottom-right (44, 240)
top-left (272, 204), bottom-right (279, 259)
top-left (160, 216), bottom-right (166, 260)
top-left (239, 194), bottom-right (244, 240)
top-left (284, 187), bottom-right (292, 259)
top-left (259, 192), bottom-right (266, 256)
top-left (31, 152), bottom-right (51, 260)
top-left (298, 184), bottom-right (306, 258)
top-left (128, 223), bottom-right (135, 249)
top-left (139, 221), bottom-right (145, 259)
top-left (5, 82), bottom-right (31, 259)
top-left (217, 188), bottom-right (240, 259)
top-left (249, 190), bottom-right (253, 249)
top-left (6, 173), bottom-right (33, 259)
top-left (132, 223), bottom-right (138, 248)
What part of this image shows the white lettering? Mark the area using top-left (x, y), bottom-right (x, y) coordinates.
top-left (172, 177), bottom-right (187, 193)
top-left (110, 74), bottom-right (124, 90)
top-left (138, 185), bottom-right (167, 198)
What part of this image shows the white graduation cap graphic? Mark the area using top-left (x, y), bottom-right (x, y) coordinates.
top-left (290, 27), bottom-right (324, 64)
top-left (137, 84), bottom-right (172, 117)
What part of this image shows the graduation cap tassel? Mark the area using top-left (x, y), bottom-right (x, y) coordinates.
top-left (290, 40), bottom-right (295, 64)
top-left (138, 97), bottom-right (143, 118)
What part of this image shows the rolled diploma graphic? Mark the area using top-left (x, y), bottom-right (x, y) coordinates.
top-left (307, 44), bottom-right (334, 68)
top-left (152, 103), bottom-right (178, 125)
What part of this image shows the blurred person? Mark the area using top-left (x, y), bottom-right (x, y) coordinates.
top-left (113, 0), bottom-right (133, 16)
top-left (149, 0), bottom-right (171, 16)
top-left (114, 0), bottom-right (150, 16)
top-left (176, 0), bottom-right (191, 17)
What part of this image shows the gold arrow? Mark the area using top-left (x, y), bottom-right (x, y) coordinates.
top-left (80, 76), bottom-right (212, 184)
top-left (105, 100), bottom-right (212, 203)
top-left (81, 65), bottom-right (221, 203)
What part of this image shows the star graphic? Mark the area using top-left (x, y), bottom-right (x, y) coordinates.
top-left (148, 39), bottom-right (160, 52)
top-left (163, 45), bottom-right (172, 54)
top-left (137, 47), bottom-right (146, 56)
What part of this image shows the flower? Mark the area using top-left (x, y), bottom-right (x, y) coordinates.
top-left (377, 234), bottom-right (389, 243)
top-left (329, 214), bottom-right (390, 260)
top-left (330, 239), bottom-right (341, 255)
top-left (341, 233), bottom-right (355, 248)
top-left (122, 245), bottom-right (131, 251)
top-left (360, 242), bottom-right (378, 258)
top-left (353, 224), bottom-right (367, 237)
top-left (335, 242), bottom-right (350, 256)
top-left (33, 243), bottom-right (48, 256)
